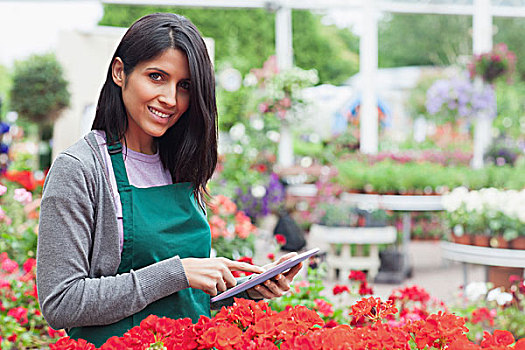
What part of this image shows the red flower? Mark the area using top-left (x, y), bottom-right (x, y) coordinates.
top-left (50, 337), bottom-right (96, 350)
top-left (275, 234), bottom-right (286, 245)
top-left (332, 284), bottom-right (350, 295)
top-left (23, 258), bottom-right (37, 274)
top-left (267, 253), bottom-right (275, 261)
top-left (348, 270), bottom-right (367, 282)
top-left (471, 307), bottom-right (495, 326)
top-left (358, 281), bottom-right (374, 296)
top-left (481, 330), bottom-right (515, 347)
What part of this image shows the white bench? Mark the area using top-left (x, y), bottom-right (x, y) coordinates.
top-left (309, 224), bottom-right (397, 282)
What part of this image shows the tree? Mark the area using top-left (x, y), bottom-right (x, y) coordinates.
top-left (378, 13), bottom-right (472, 68)
top-left (10, 53), bottom-right (70, 169)
top-left (10, 53), bottom-right (70, 126)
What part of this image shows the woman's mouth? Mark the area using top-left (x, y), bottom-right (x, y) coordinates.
top-left (148, 106), bottom-right (172, 119)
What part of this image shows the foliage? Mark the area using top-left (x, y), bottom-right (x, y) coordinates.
top-left (0, 253), bottom-right (66, 348)
top-left (494, 17), bottom-right (525, 81)
top-left (0, 64), bottom-right (11, 119)
top-left (211, 113), bottom-right (285, 221)
top-left (492, 80), bottom-right (525, 140)
top-left (100, 5), bottom-right (359, 85)
top-left (10, 53), bottom-right (70, 126)
top-left (468, 43), bottom-right (517, 84)
top-left (379, 13), bottom-right (472, 68)
top-left (335, 156), bottom-right (525, 195)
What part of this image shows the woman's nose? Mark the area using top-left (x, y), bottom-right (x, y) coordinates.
top-left (158, 83), bottom-right (177, 107)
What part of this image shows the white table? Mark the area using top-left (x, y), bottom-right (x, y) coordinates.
top-left (309, 224), bottom-right (397, 282)
top-left (441, 241), bottom-right (525, 286)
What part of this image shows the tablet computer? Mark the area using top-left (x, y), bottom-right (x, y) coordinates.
top-left (211, 247), bottom-right (320, 303)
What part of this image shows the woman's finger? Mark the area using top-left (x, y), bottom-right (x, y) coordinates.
top-left (216, 278), bottom-right (227, 293)
top-left (284, 262), bottom-right (303, 281)
top-left (263, 279), bottom-right (283, 297)
top-left (275, 252), bottom-right (298, 265)
top-left (273, 273), bottom-right (290, 291)
top-left (226, 260), bottom-right (265, 274)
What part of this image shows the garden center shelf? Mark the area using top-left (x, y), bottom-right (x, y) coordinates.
top-left (339, 193), bottom-right (444, 211)
top-left (441, 241), bottom-right (525, 288)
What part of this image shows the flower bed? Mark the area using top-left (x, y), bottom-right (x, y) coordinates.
top-left (50, 297), bottom-right (525, 349)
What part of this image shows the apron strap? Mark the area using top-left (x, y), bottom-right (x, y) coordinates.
top-left (106, 136), bottom-right (131, 190)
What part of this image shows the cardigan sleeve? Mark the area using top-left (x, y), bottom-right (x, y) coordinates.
top-left (36, 153), bottom-right (189, 330)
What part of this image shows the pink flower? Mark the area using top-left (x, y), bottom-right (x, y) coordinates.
top-left (13, 188), bottom-right (32, 205)
top-left (0, 185), bottom-right (6, 196)
top-left (1, 258), bottom-right (19, 273)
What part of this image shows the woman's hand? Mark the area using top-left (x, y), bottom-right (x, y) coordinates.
top-left (246, 252), bottom-right (303, 300)
top-left (181, 257), bottom-right (265, 296)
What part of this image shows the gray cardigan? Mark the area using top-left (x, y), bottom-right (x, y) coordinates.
top-left (36, 131), bottom-right (251, 330)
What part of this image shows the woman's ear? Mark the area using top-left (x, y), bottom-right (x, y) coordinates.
top-left (111, 57), bottom-right (125, 87)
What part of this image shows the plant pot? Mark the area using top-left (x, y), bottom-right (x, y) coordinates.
top-left (488, 266), bottom-right (524, 290)
top-left (489, 235), bottom-right (509, 249)
top-left (510, 236), bottom-right (525, 250)
top-left (451, 234), bottom-right (471, 245)
top-left (471, 234), bottom-right (490, 247)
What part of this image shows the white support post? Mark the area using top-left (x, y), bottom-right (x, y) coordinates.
top-left (359, 0), bottom-right (379, 154)
top-left (471, 0), bottom-right (493, 169)
top-left (275, 5), bottom-right (295, 167)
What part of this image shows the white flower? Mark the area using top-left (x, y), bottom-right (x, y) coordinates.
top-left (486, 287), bottom-right (513, 305)
top-left (464, 282), bottom-right (488, 301)
top-left (251, 185), bottom-right (267, 198)
top-left (243, 73), bottom-right (258, 87)
top-left (229, 123), bottom-right (246, 141)
top-left (250, 117), bottom-right (264, 131)
top-left (266, 131), bottom-right (280, 143)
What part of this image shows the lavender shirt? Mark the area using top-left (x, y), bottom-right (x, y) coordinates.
top-left (93, 130), bottom-right (172, 252)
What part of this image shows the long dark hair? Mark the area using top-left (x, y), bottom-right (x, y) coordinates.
top-left (92, 13), bottom-right (217, 202)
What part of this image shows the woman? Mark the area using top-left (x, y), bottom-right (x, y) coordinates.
top-left (36, 13), bottom-right (301, 346)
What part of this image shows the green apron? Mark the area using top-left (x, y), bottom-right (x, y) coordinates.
top-left (68, 140), bottom-right (211, 347)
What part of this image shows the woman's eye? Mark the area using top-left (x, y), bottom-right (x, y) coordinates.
top-left (179, 81), bottom-right (190, 90)
top-left (149, 73), bottom-right (162, 81)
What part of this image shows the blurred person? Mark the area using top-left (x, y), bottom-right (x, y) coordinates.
top-left (36, 13), bottom-right (301, 346)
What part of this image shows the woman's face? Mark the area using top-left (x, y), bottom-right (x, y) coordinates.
top-left (112, 48), bottom-right (191, 153)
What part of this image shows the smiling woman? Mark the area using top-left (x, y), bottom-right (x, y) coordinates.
top-left (35, 13), bottom-right (302, 347)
